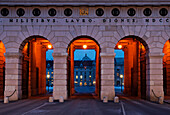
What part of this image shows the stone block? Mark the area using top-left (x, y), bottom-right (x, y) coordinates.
top-left (101, 90), bottom-right (114, 100)
top-left (101, 69), bottom-right (114, 75)
top-left (53, 80), bottom-right (67, 86)
top-left (101, 80), bottom-right (114, 86)
top-left (4, 26), bottom-right (21, 31)
top-left (53, 91), bottom-right (67, 100)
top-left (59, 96), bottom-right (64, 103)
top-left (54, 64), bottom-right (67, 69)
top-left (101, 75), bottom-right (114, 80)
top-left (103, 96), bottom-right (108, 103)
top-left (4, 97), bottom-right (9, 104)
top-left (49, 97), bottom-right (54, 103)
top-left (114, 96), bottom-right (119, 103)
top-left (158, 96), bottom-right (164, 104)
top-left (101, 57), bottom-right (114, 64)
top-left (54, 69), bottom-right (67, 75)
top-left (53, 86), bottom-right (67, 91)
top-left (101, 63), bottom-right (114, 69)
top-left (54, 75), bottom-right (67, 80)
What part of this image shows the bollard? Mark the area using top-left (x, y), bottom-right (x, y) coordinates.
top-left (59, 96), bottom-right (64, 103)
top-left (4, 97), bottom-right (9, 104)
top-left (158, 96), bottom-right (163, 104)
top-left (114, 96), bottom-right (119, 103)
top-left (49, 97), bottom-right (54, 103)
top-left (103, 96), bottom-right (108, 103)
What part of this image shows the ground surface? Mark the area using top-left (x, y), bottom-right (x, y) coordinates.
top-left (0, 94), bottom-right (170, 115)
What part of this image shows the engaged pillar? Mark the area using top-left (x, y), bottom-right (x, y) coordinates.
top-left (100, 53), bottom-right (115, 100)
top-left (146, 53), bottom-right (164, 102)
top-left (4, 52), bottom-right (22, 101)
top-left (53, 53), bottom-right (67, 100)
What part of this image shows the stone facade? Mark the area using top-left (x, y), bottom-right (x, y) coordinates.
top-left (0, 3), bottom-right (169, 102)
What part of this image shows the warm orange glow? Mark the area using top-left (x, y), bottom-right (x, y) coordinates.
top-left (120, 74), bottom-right (123, 78)
top-left (118, 45), bottom-right (122, 49)
top-left (48, 44), bottom-right (52, 49)
top-left (83, 45), bottom-right (87, 49)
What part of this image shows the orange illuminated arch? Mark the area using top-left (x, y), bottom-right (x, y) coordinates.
top-left (0, 41), bottom-right (5, 99)
top-left (67, 36), bottom-right (101, 98)
top-left (114, 36), bottom-right (149, 99)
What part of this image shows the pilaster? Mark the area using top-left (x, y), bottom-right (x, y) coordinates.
top-left (146, 53), bottom-right (164, 102)
top-left (4, 52), bottom-right (22, 101)
top-left (100, 53), bottom-right (115, 100)
top-left (53, 52), bottom-right (68, 100)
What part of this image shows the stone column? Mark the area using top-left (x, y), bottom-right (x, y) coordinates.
top-left (100, 53), bottom-right (115, 100)
top-left (53, 53), bottom-right (68, 100)
top-left (146, 53), bottom-right (164, 102)
top-left (4, 52), bottom-right (22, 101)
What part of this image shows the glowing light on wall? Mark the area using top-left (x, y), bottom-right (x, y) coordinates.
top-left (83, 45), bottom-right (87, 49)
top-left (80, 75), bottom-right (83, 79)
top-left (76, 75), bottom-right (78, 79)
top-left (80, 82), bottom-right (82, 86)
top-left (118, 45), bottom-right (122, 49)
top-left (48, 44), bottom-right (52, 49)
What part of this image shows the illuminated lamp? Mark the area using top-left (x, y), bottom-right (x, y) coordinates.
top-left (118, 45), bottom-right (122, 49)
top-left (48, 44), bottom-right (52, 49)
top-left (83, 45), bottom-right (87, 49)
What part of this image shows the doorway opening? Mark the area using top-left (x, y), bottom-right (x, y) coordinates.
top-left (0, 41), bottom-right (5, 99)
top-left (21, 36), bottom-right (53, 99)
top-left (114, 37), bottom-right (147, 99)
top-left (163, 40), bottom-right (170, 96)
top-left (67, 37), bottom-right (100, 98)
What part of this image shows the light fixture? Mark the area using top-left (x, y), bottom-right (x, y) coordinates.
top-left (120, 74), bottom-right (123, 78)
top-left (83, 45), bottom-right (87, 49)
top-left (118, 45), bottom-right (122, 49)
top-left (48, 44), bottom-right (52, 49)
top-left (47, 74), bottom-right (50, 79)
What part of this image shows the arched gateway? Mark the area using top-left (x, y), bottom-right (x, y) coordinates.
top-left (0, 0), bottom-right (167, 102)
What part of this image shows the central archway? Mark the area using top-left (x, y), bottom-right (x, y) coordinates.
top-left (67, 36), bottom-right (101, 98)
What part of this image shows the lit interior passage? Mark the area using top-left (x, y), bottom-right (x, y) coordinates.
top-left (67, 38), bottom-right (100, 97)
top-left (46, 49), bottom-right (54, 93)
top-left (0, 41), bottom-right (5, 99)
top-left (74, 49), bottom-right (96, 94)
top-left (22, 37), bottom-right (53, 98)
top-left (163, 40), bottom-right (170, 96)
top-left (115, 38), bottom-right (146, 99)
top-left (114, 49), bottom-right (124, 93)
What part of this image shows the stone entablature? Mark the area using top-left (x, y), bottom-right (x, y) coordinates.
top-left (0, 0), bottom-right (170, 6)
top-left (0, 6), bottom-right (170, 26)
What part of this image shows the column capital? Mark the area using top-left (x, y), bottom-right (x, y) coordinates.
top-left (100, 53), bottom-right (116, 57)
top-left (5, 52), bottom-right (22, 58)
top-left (52, 53), bottom-right (68, 57)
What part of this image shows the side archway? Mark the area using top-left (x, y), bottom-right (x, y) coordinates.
top-left (0, 41), bottom-right (5, 99)
top-left (114, 36), bottom-right (149, 99)
top-left (19, 36), bottom-right (54, 98)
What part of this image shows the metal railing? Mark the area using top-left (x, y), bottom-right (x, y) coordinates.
top-left (6, 89), bottom-right (16, 98)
